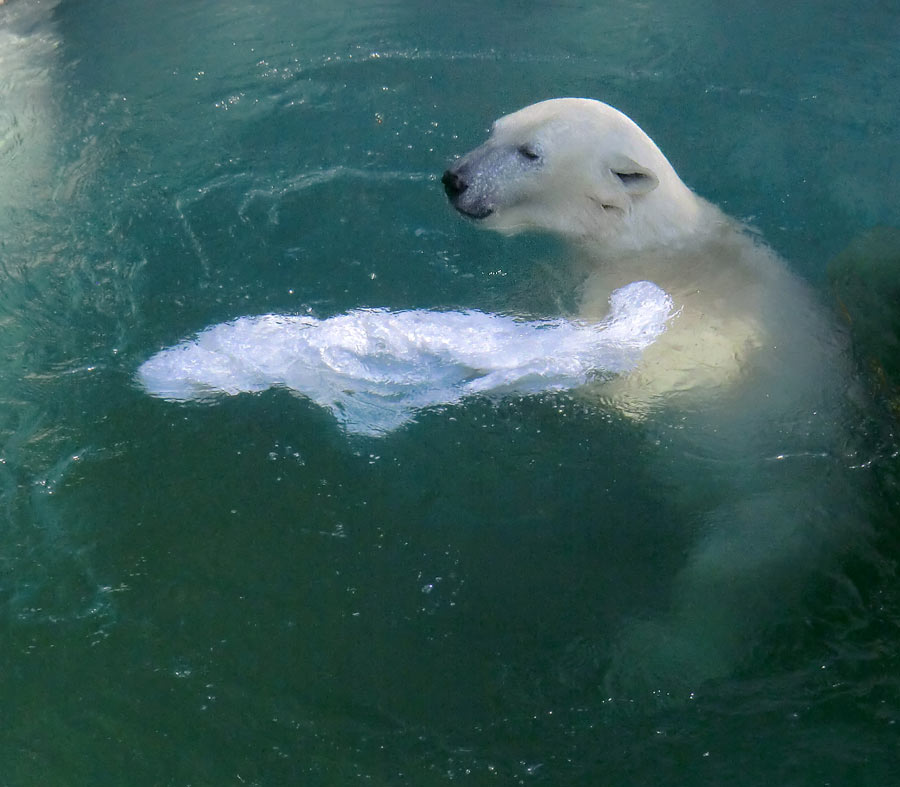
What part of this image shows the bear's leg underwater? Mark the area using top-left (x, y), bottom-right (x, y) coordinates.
top-left (443, 97), bottom-right (866, 699)
top-left (583, 294), bottom-right (860, 698)
top-left (599, 371), bottom-right (862, 698)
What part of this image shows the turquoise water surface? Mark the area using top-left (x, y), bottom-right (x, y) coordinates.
top-left (1, 0), bottom-right (899, 784)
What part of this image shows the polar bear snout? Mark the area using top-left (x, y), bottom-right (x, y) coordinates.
top-left (441, 168), bottom-right (468, 199)
top-left (442, 162), bottom-right (494, 220)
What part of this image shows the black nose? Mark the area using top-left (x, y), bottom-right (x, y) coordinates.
top-left (442, 168), bottom-right (467, 199)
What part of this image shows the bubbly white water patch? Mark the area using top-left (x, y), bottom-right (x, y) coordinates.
top-left (138, 280), bottom-right (673, 435)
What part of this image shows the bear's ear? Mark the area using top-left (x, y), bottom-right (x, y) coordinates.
top-left (610, 156), bottom-right (659, 196)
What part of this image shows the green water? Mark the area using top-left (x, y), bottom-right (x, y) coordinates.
top-left (1, 0), bottom-right (899, 784)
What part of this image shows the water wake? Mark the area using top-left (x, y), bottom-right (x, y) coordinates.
top-left (137, 280), bottom-right (672, 435)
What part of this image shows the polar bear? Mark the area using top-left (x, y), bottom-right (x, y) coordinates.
top-left (442, 98), bottom-right (837, 414)
top-left (443, 98), bottom-right (855, 697)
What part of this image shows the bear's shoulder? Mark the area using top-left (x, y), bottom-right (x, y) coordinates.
top-left (577, 223), bottom-right (798, 413)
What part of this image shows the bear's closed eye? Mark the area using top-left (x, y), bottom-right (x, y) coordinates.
top-left (615, 171), bottom-right (650, 184)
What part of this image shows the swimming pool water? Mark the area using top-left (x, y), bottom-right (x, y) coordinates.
top-left (1, 0), bottom-right (899, 784)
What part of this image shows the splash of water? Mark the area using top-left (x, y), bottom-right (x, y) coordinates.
top-left (137, 280), bottom-right (673, 435)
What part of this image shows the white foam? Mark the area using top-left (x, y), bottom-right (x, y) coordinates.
top-left (137, 280), bottom-right (673, 435)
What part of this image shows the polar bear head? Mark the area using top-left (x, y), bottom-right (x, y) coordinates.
top-left (442, 98), bottom-right (704, 250)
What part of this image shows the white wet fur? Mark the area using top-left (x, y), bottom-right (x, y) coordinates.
top-left (138, 281), bottom-right (674, 435)
top-left (441, 98), bottom-right (855, 699)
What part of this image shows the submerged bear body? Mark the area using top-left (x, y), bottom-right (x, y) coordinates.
top-left (444, 98), bottom-right (855, 697)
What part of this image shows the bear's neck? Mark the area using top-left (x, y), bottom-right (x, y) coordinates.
top-left (608, 178), bottom-right (713, 256)
top-left (573, 200), bottom-right (765, 310)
